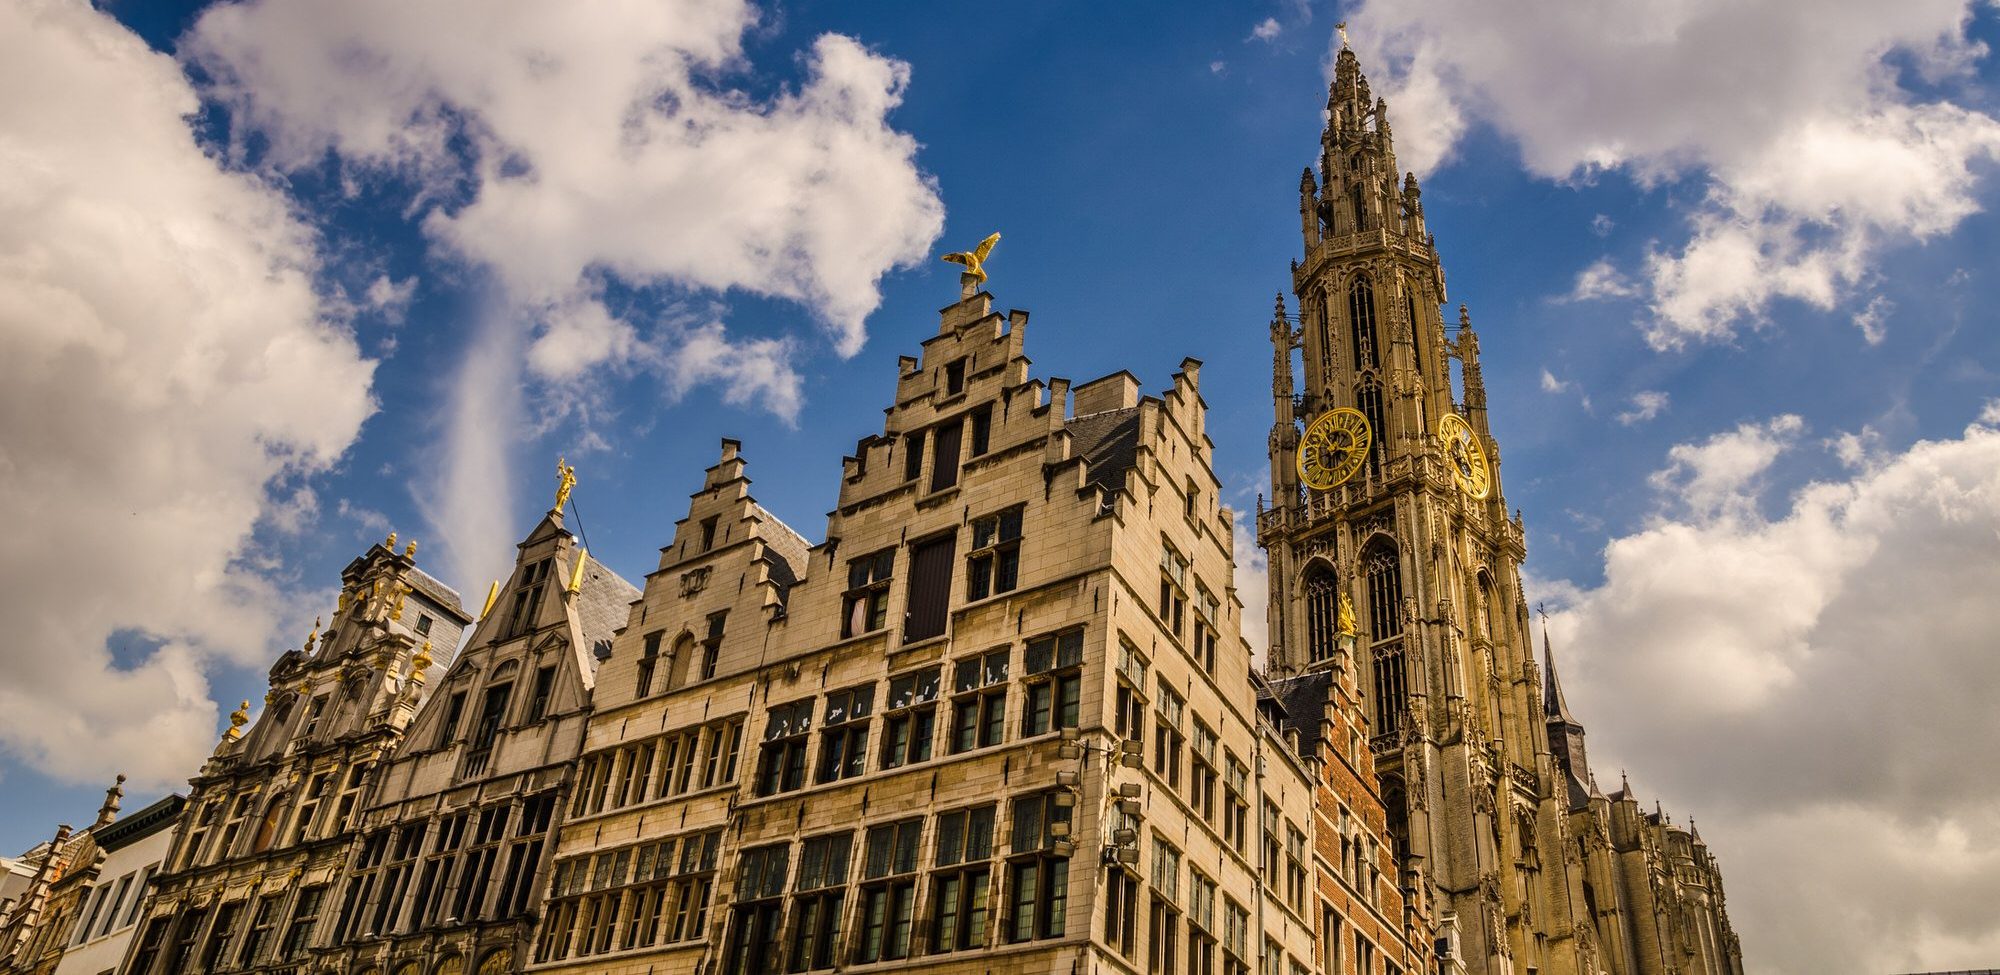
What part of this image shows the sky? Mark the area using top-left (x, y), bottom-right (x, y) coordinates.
top-left (3, 0), bottom-right (1999, 970)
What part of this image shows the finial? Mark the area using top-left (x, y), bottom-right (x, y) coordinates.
top-left (1336, 21), bottom-right (1350, 48)
top-left (304, 617), bottom-right (321, 650)
top-left (223, 700), bottom-right (251, 741)
top-left (413, 639), bottom-right (434, 672)
top-left (941, 232), bottom-right (1001, 297)
top-left (95, 775), bottom-right (127, 826)
top-left (1273, 293), bottom-right (1288, 321)
top-left (1459, 304), bottom-right (1471, 329)
top-left (386, 530), bottom-right (397, 550)
top-left (554, 456), bottom-right (577, 512)
top-left (480, 580), bottom-right (501, 619)
top-left (405, 539), bottom-right (417, 558)
top-left (568, 549), bottom-right (589, 594)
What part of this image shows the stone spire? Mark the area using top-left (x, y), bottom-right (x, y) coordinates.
top-left (1542, 616), bottom-right (1578, 725)
top-left (93, 774), bottom-right (125, 827)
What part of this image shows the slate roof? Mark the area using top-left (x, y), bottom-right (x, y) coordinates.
top-left (574, 559), bottom-right (640, 668)
top-left (1265, 671), bottom-right (1336, 758)
top-left (406, 565), bottom-right (466, 617)
top-left (1067, 406), bottom-right (1142, 497)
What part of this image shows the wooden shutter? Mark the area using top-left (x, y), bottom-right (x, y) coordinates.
top-left (904, 534), bottom-right (957, 642)
top-left (930, 420), bottom-right (963, 492)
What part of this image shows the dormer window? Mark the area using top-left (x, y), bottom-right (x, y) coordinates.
top-left (415, 613), bottom-right (434, 637)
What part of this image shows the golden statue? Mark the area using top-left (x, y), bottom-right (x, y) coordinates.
top-left (941, 232), bottom-right (1002, 285)
top-left (413, 640), bottom-right (434, 672)
top-left (1337, 592), bottom-right (1358, 637)
top-left (554, 456), bottom-right (577, 512)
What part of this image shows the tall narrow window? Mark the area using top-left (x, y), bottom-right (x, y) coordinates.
top-left (816, 685), bottom-right (873, 784)
top-left (966, 506), bottom-right (1022, 601)
top-left (945, 357), bottom-right (967, 395)
top-left (904, 533), bottom-right (957, 643)
top-left (930, 419), bottom-right (963, 492)
top-left (857, 820), bottom-right (922, 963)
top-left (1022, 629), bottom-right (1084, 737)
top-left (969, 403), bottom-right (993, 457)
top-left (842, 550), bottom-right (894, 639)
top-left (1349, 182), bottom-right (1368, 233)
top-left (1357, 381), bottom-right (1387, 478)
top-left (904, 431), bottom-right (926, 482)
top-left (930, 805), bottom-right (995, 954)
top-left (1349, 277), bottom-right (1379, 370)
top-left (437, 690), bottom-right (468, 749)
top-left (527, 664), bottom-right (557, 721)
top-left (504, 559), bottom-right (550, 639)
top-left (755, 699), bottom-right (813, 797)
top-left (700, 515), bottom-right (719, 552)
top-left (791, 833), bottom-right (852, 970)
top-left (949, 650), bottom-right (1009, 753)
top-left (465, 678), bottom-right (514, 776)
top-left (701, 611), bottom-right (727, 680)
top-left (1005, 793), bottom-right (1072, 943)
top-left (725, 844), bottom-right (789, 974)
top-left (1303, 563), bottom-right (1340, 664)
top-left (1365, 542), bottom-right (1407, 737)
top-left (880, 668), bottom-right (940, 770)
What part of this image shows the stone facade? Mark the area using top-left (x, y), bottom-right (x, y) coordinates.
top-left (1256, 41), bottom-right (1743, 975)
top-left (122, 541), bottom-right (471, 975)
top-left (527, 288), bottom-right (1320, 975)
top-left (0, 782), bottom-right (183, 975)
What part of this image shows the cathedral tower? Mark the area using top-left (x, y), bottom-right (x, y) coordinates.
top-left (1259, 39), bottom-right (1592, 975)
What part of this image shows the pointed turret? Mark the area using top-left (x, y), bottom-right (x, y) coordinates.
top-left (1542, 619), bottom-right (1595, 809)
top-left (93, 774), bottom-right (125, 827)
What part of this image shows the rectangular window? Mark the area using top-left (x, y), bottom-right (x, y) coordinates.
top-left (856, 819), bottom-right (922, 963)
top-left (880, 667), bottom-right (940, 770)
top-left (1154, 682), bottom-right (1185, 791)
top-left (789, 832), bottom-right (852, 972)
top-left (1159, 545), bottom-right (1188, 640)
top-left (842, 550), bottom-right (894, 638)
top-left (1223, 753), bottom-right (1249, 856)
top-left (930, 804), bottom-right (995, 954)
top-left (969, 403), bottom-right (992, 456)
top-left (1191, 718), bottom-right (1220, 824)
top-left (945, 357), bottom-right (967, 395)
top-left (636, 632), bottom-right (662, 700)
top-left (701, 515), bottom-right (719, 552)
top-left (701, 718), bottom-right (745, 789)
top-left (129, 916), bottom-right (170, 975)
top-left (197, 901), bottom-right (243, 970)
top-left (903, 533), bottom-right (957, 643)
top-left (1022, 628), bottom-right (1084, 737)
top-left (1006, 792), bottom-right (1072, 943)
top-left (238, 894), bottom-right (283, 967)
top-left (1104, 865), bottom-right (1140, 958)
top-left (437, 690), bottom-right (468, 749)
top-left (725, 844), bottom-right (789, 975)
top-left (280, 886), bottom-right (325, 959)
top-left (755, 699), bottom-right (813, 797)
top-left (904, 431), bottom-right (925, 482)
top-left (949, 650), bottom-right (1009, 754)
top-left (930, 419), bottom-right (963, 492)
top-left (504, 558), bottom-right (550, 640)
top-left (701, 611), bottom-right (727, 681)
top-left (816, 685), bottom-right (873, 784)
top-left (965, 505), bottom-right (1022, 601)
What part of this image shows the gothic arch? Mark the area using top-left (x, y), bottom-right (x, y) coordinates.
top-left (1381, 775), bottom-right (1411, 878)
top-left (1475, 570), bottom-right (1498, 643)
top-left (1348, 275), bottom-right (1380, 370)
top-left (1360, 536), bottom-right (1408, 737)
top-left (433, 953), bottom-right (465, 975)
top-left (475, 949), bottom-right (513, 975)
top-left (1299, 559), bottom-right (1341, 665)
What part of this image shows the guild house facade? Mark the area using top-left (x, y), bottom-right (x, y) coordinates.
top-left (40, 38), bottom-right (1741, 975)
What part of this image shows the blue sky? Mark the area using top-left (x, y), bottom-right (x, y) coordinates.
top-left (5, 1), bottom-right (2000, 969)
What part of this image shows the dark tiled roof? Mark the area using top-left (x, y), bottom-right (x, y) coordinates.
top-left (1266, 671), bottom-right (1336, 757)
top-left (1067, 407), bottom-right (1141, 497)
top-left (407, 566), bottom-right (466, 617)
top-left (574, 561), bottom-right (640, 669)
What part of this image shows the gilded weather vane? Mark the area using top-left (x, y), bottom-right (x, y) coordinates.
top-left (941, 232), bottom-right (1001, 288)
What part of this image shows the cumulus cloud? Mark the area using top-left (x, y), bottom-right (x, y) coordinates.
top-left (1563, 258), bottom-right (1640, 302)
top-left (1249, 18), bottom-right (1283, 42)
top-left (1343, 0), bottom-right (2000, 349)
top-left (1539, 368), bottom-right (1571, 394)
top-left (1232, 512), bottom-right (1270, 669)
top-left (0, 1), bottom-right (374, 788)
top-left (1546, 410), bottom-right (2000, 972)
top-left (186, 0), bottom-right (946, 585)
top-left (1616, 389), bottom-right (1670, 426)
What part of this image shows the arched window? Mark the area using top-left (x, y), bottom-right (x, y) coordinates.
top-left (1356, 380), bottom-right (1387, 478)
top-left (1382, 777), bottom-right (1410, 877)
top-left (433, 955), bottom-right (464, 975)
top-left (1349, 277), bottom-right (1379, 370)
top-left (1349, 182), bottom-right (1368, 232)
top-left (251, 793), bottom-right (289, 854)
top-left (1405, 289), bottom-right (1423, 376)
top-left (668, 633), bottom-right (697, 690)
top-left (1363, 541), bottom-right (1407, 737)
top-left (1303, 563), bottom-right (1340, 665)
top-left (476, 950), bottom-right (513, 975)
top-left (1477, 574), bottom-right (1497, 642)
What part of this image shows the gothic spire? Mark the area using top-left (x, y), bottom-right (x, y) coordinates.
top-left (1542, 613), bottom-right (1579, 726)
top-left (93, 773), bottom-right (125, 827)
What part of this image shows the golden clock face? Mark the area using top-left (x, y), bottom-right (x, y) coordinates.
top-left (1297, 407), bottom-right (1371, 490)
top-left (1438, 412), bottom-right (1492, 499)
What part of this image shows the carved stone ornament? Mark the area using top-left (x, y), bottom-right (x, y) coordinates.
top-left (680, 566), bottom-right (711, 598)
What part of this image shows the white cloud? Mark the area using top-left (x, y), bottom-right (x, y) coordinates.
top-left (1210, 60), bottom-right (1229, 76)
top-left (0, 1), bottom-right (375, 788)
top-left (187, 0), bottom-right (946, 586)
top-left (1539, 368), bottom-right (1571, 393)
top-left (1546, 410), bottom-right (2000, 972)
top-left (1564, 257), bottom-right (1640, 302)
top-left (1232, 512), bottom-right (1270, 669)
top-left (1647, 413), bottom-right (1801, 520)
top-left (1591, 213), bottom-right (1615, 237)
top-left (365, 274), bottom-right (418, 325)
top-left (1853, 293), bottom-right (1894, 345)
top-left (1250, 18), bottom-right (1283, 42)
top-left (1616, 389), bottom-right (1670, 426)
top-left (1343, 0), bottom-right (2000, 348)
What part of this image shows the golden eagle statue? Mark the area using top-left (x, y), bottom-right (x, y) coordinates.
top-left (941, 232), bottom-right (1001, 285)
